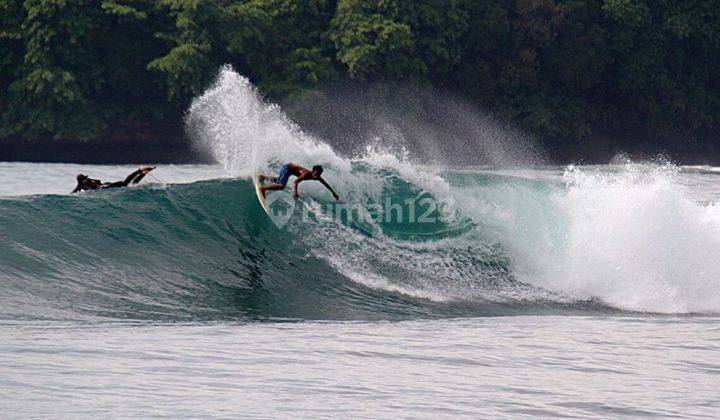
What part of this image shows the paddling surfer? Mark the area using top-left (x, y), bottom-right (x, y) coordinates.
top-left (72, 166), bottom-right (156, 193)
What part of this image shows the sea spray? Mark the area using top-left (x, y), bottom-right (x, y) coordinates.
top-left (282, 81), bottom-right (546, 167)
top-left (185, 65), bottom-right (345, 175)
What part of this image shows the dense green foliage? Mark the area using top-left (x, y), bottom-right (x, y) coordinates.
top-left (1, 0), bottom-right (719, 156)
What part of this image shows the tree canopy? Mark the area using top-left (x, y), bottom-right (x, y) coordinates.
top-left (1, 0), bottom-right (719, 160)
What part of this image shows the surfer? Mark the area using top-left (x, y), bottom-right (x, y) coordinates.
top-left (72, 166), bottom-right (156, 193)
top-left (258, 163), bottom-right (339, 200)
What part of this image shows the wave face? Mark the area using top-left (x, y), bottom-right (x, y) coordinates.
top-left (2, 67), bottom-right (720, 321)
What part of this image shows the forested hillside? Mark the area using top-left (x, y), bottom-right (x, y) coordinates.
top-left (1, 0), bottom-right (719, 162)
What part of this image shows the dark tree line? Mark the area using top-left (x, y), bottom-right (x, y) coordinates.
top-left (1, 0), bottom-right (719, 161)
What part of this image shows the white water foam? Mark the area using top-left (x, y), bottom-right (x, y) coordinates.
top-left (186, 65), bottom-right (347, 176)
top-left (506, 164), bottom-right (720, 313)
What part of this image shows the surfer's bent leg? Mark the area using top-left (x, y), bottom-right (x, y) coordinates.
top-left (101, 169), bottom-right (141, 189)
top-left (260, 182), bottom-right (285, 198)
top-left (130, 171), bottom-right (149, 184)
top-left (260, 164), bottom-right (292, 197)
top-left (100, 167), bottom-right (155, 189)
top-left (122, 169), bottom-right (144, 186)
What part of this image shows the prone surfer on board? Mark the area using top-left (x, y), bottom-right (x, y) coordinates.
top-left (72, 166), bottom-right (156, 193)
top-left (258, 163), bottom-right (339, 200)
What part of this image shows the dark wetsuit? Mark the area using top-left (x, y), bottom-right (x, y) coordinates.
top-left (72, 169), bottom-right (149, 193)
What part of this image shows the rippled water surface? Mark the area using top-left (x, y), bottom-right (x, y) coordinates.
top-left (2, 317), bottom-right (718, 418)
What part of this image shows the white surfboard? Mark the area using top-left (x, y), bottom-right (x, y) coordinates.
top-left (253, 175), bottom-right (271, 215)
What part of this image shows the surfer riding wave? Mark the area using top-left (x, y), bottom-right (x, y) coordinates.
top-left (258, 163), bottom-right (339, 200)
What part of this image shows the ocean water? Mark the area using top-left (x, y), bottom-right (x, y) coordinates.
top-left (2, 318), bottom-right (718, 418)
top-left (2, 68), bottom-right (720, 417)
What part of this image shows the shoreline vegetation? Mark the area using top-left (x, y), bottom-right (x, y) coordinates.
top-left (1, 0), bottom-right (718, 164)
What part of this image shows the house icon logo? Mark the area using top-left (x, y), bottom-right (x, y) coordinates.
top-left (265, 191), bottom-right (296, 229)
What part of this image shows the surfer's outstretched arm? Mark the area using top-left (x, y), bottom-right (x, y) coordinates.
top-left (291, 169), bottom-right (340, 200)
top-left (318, 177), bottom-right (339, 200)
top-left (292, 172), bottom-right (314, 199)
